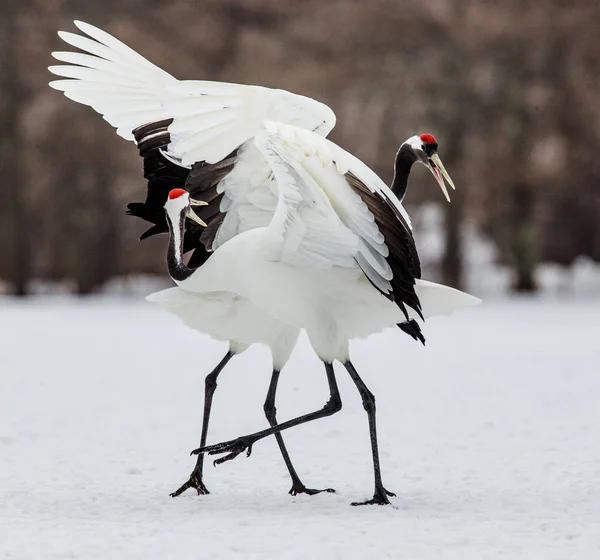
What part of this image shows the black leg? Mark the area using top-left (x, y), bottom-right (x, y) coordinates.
top-left (264, 369), bottom-right (335, 496)
top-left (342, 360), bottom-right (395, 506)
top-left (192, 362), bottom-right (342, 464)
top-left (170, 350), bottom-right (235, 497)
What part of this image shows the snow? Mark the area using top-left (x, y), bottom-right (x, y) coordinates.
top-left (1, 295), bottom-right (600, 559)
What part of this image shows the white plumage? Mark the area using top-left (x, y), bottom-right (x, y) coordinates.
top-left (49, 21), bottom-right (335, 166)
top-left (164, 127), bottom-right (480, 363)
top-left (145, 287), bottom-right (299, 370)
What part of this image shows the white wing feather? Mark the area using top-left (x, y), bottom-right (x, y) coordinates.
top-left (253, 123), bottom-right (409, 299)
top-left (49, 21), bottom-right (336, 166)
top-left (254, 128), bottom-right (359, 269)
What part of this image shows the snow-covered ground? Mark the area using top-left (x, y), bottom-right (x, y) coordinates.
top-left (1, 295), bottom-right (599, 559)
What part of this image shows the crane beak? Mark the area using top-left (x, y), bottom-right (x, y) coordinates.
top-left (187, 207), bottom-right (208, 227)
top-left (189, 198), bottom-right (208, 207)
top-left (427, 153), bottom-right (455, 202)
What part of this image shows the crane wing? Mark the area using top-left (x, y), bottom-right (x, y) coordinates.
top-left (49, 21), bottom-right (337, 266)
top-left (254, 126), bottom-right (360, 270)
top-left (254, 122), bottom-right (422, 318)
top-left (49, 21), bottom-right (336, 166)
top-left (125, 121), bottom-right (281, 266)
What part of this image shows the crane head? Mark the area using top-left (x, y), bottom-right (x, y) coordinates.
top-left (404, 133), bottom-right (455, 202)
top-left (164, 189), bottom-right (208, 227)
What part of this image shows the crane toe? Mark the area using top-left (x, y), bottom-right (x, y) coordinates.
top-left (170, 472), bottom-right (210, 497)
top-left (351, 486), bottom-right (396, 506)
top-left (289, 484), bottom-right (335, 496)
top-left (192, 435), bottom-right (257, 465)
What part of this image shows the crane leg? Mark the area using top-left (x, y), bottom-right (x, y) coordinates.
top-left (170, 350), bottom-right (235, 497)
top-left (192, 363), bottom-right (342, 467)
top-left (263, 369), bottom-right (335, 496)
top-left (342, 360), bottom-right (395, 506)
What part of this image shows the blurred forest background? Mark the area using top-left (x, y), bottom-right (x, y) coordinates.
top-left (1, 0), bottom-right (599, 296)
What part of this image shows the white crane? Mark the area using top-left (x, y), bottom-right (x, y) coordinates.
top-left (154, 124), bottom-right (479, 504)
top-left (49, 21), bottom-right (480, 505)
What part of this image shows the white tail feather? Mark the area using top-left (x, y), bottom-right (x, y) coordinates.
top-left (415, 279), bottom-right (481, 319)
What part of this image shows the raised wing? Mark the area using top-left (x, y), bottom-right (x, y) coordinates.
top-left (49, 21), bottom-right (336, 166)
top-left (49, 21), bottom-right (336, 266)
top-left (125, 119), bottom-right (278, 266)
top-left (254, 122), bottom-right (422, 319)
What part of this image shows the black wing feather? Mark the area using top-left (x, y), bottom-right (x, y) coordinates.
top-left (126, 119), bottom-right (238, 269)
top-left (345, 171), bottom-right (423, 320)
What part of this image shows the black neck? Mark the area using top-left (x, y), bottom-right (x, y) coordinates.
top-left (391, 144), bottom-right (418, 201)
top-left (166, 210), bottom-right (194, 282)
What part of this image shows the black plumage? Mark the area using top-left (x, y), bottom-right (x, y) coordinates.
top-left (397, 319), bottom-right (425, 345)
top-left (345, 171), bottom-right (423, 322)
top-left (390, 144), bottom-right (419, 201)
top-left (126, 119), bottom-right (238, 268)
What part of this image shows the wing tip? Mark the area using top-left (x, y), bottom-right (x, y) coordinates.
top-left (48, 79), bottom-right (63, 90)
top-left (73, 20), bottom-right (93, 36)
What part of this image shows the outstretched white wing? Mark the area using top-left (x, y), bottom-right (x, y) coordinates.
top-left (49, 21), bottom-right (336, 166)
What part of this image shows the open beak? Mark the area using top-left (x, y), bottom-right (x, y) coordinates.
top-left (189, 198), bottom-right (208, 207)
top-left (427, 153), bottom-right (455, 203)
top-left (187, 206), bottom-right (208, 227)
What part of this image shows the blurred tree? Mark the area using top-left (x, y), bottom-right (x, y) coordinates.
top-left (510, 183), bottom-right (538, 291)
top-left (420, 0), bottom-right (473, 290)
top-left (501, 33), bottom-right (538, 293)
top-left (0, 2), bottom-right (31, 295)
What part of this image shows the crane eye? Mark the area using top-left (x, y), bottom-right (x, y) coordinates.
top-left (422, 144), bottom-right (437, 157)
